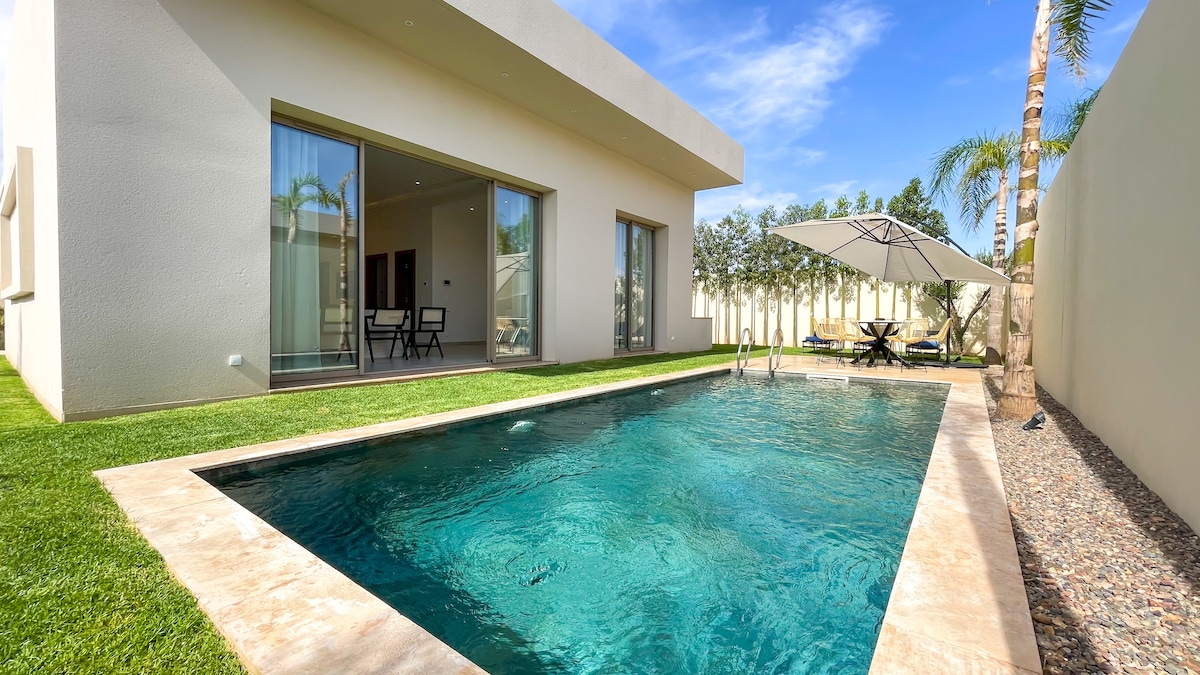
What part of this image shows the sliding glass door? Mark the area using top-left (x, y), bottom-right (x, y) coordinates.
top-left (614, 220), bottom-right (653, 351)
top-left (270, 122), bottom-right (360, 378)
top-left (494, 186), bottom-right (538, 359)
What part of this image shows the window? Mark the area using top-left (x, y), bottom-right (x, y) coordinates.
top-left (1, 147), bottom-right (35, 301)
top-left (614, 220), bottom-right (653, 350)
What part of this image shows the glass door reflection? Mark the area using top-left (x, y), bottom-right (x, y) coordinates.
top-left (269, 122), bottom-right (360, 378)
top-left (494, 187), bottom-right (537, 358)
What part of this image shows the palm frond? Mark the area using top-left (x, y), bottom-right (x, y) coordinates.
top-left (1053, 0), bottom-right (1113, 78)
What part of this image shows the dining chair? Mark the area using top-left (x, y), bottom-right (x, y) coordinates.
top-left (409, 307), bottom-right (447, 358)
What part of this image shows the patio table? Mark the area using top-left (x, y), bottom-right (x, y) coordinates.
top-left (850, 319), bottom-right (911, 367)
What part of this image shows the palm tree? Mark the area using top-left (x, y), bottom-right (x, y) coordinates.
top-left (998, 0), bottom-right (1110, 419)
top-left (272, 174), bottom-right (322, 244)
top-left (931, 131), bottom-right (1019, 366)
top-left (317, 170), bottom-right (357, 357)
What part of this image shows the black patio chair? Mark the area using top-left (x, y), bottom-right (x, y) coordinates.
top-left (365, 308), bottom-right (411, 362)
top-left (408, 307), bottom-right (447, 358)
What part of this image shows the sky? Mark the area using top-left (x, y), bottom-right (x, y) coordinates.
top-left (0, 0), bottom-right (1144, 254)
top-left (554, 0), bottom-right (1147, 254)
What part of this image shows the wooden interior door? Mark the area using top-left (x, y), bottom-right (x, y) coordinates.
top-left (365, 253), bottom-right (388, 309)
top-left (395, 249), bottom-right (416, 311)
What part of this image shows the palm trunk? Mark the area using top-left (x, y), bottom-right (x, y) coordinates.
top-left (985, 172), bottom-right (1009, 365)
top-left (337, 203), bottom-right (350, 356)
top-left (998, 0), bottom-right (1050, 420)
top-left (890, 283), bottom-right (897, 320)
top-left (855, 279), bottom-right (862, 320)
top-left (874, 282), bottom-right (881, 318)
top-left (906, 283), bottom-right (912, 319)
top-left (823, 283), bottom-right (830, 320)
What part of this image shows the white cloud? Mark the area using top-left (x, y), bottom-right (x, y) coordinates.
top-left (694, 184), bottom-right (799, 223)
top-left (812, 180), bottom-right (856, 195)
top-left (553, 0), bottom-right (666, 36)
top-left (1102, 9), bottom-right (1143, 36)
top-left (943, 75), bottom-right (971, 87)
top-left (701, 3), bottom-right (886, 135)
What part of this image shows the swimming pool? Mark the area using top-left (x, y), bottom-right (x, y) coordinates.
top-left (207, 374), bottom-right (948, 674)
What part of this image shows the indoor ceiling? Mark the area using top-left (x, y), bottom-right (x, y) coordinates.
top-left (364, 144), bottom-right (487, 209)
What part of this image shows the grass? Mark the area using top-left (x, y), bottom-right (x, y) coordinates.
top-left (0, 347), bottom-right (764, 674)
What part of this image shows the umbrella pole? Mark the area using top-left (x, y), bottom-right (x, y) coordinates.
top-left (945, 279), bottom-right (953, 365)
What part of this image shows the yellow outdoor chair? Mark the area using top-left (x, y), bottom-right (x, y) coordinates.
top-left (894, 317), bottom-right (931, 352)
top-left (905, 318), bottom-right (950, 359)
top-left (842, 318), bottom-right (874, 355)
top-left (814, 318), bottom-right (845, 362)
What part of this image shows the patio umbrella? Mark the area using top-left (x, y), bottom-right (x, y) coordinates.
top-left (768, 213), bottom-right (1009, 365)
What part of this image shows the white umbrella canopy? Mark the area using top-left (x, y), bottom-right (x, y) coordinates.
top-left (768, 213), bottom-right (1009, 285)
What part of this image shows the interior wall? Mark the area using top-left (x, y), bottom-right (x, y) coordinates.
top-left (431, 201), bottom-right (487, 343)
top-left (1034, 0), bottom-right (1200, 531)
top-left (364, 200), bottom-right (433, 309)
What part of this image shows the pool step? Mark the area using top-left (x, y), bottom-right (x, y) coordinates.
top-left (806, 373), bottom-right (850, 383)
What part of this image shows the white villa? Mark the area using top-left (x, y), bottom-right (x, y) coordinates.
top-left (1, 0), bottom-right (743, 420)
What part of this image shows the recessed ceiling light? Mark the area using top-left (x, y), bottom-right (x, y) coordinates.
top-left (404, 20), bottom-right (414, 26)
top-left (469, 207), bottom-right (475, 211)
top-left (570, 109), bottom-right (578, 113)
top-left (621, 136), bottom-right (628, 140)
top-left (500, 72), bottom-right (509, 78)
top-left (415, 181), bottom-right (421, 185)
top-left (504, 200), bottom-right (509, 204)
top-left (660, 157), bottom-right (666, 160)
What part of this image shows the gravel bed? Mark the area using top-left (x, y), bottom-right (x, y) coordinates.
top-left (982, 371), bottom-right (1200, 674)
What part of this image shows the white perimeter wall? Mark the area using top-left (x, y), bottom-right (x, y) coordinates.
top-left (3, 0), bottom-right (64, 418)
top-left (1035, 0), bottom-right (1200, 530)
top-left (50, 0), bottom-right (708, 418)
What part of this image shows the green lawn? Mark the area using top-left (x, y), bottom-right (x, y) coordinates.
top-left (0, 348), bottom-right (764, 674)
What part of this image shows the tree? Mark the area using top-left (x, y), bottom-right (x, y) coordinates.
top-left (931, 132), bottom-right (1020, 365)
top-left (999, 0), bottom-right (1110, 419)
top-left (1046, 88), bottom-right (1101, 149)
top-left (272, 174), bottom-right (322, 244)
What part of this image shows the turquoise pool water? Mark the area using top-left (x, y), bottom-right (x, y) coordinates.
top-left (209, 374), bottom-right (948, 674)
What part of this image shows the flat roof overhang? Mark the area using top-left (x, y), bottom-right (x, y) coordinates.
top-left (291, 0), bottom-right (744, 191)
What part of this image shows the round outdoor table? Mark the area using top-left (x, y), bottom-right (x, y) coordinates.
top-left (850, 319), bottom-right (912, 367)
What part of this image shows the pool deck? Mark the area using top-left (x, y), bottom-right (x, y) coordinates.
top-left (96, 356), bottom-right (1039, 674)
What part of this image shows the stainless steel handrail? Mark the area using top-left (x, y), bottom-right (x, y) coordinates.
top-left (767, 328), bottom-right (784, 377)
top-left (735, 328), bottom-right (753, 374)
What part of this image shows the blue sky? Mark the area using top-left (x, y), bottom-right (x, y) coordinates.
top-left (555, 0), bottom-right (1147, 254)
top-left (0, 1), bottom-right (1143, 253)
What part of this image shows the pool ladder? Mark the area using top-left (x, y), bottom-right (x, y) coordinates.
top-left (735, 328), bottom-right (753, 374)
top-left (767, 329), bottom-right (784, 378)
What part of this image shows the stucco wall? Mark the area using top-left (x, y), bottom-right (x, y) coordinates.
top-left (1034, 0), bottom-right (1200, 530)
top-left (49, 0), bottom-right (711, 418)
top-left (3, 0), bottom-right (64, 418)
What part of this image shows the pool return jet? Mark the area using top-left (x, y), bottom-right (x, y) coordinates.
top-left (769, 213), bottom-right (1010, 368)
